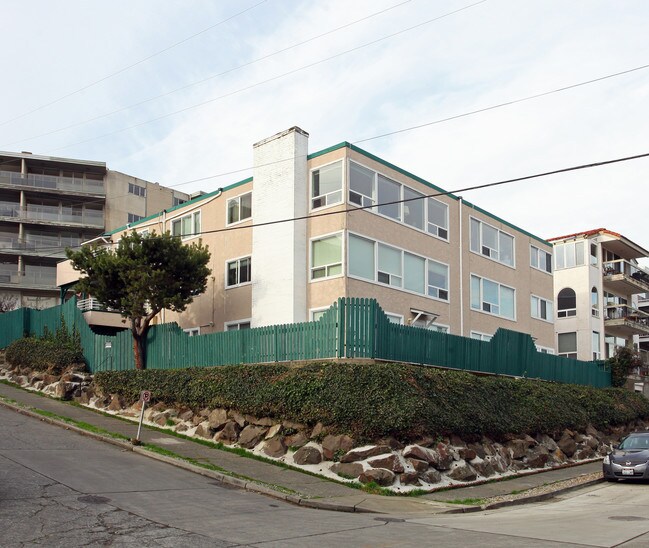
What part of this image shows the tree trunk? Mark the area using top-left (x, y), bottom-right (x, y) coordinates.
top-left (131, 313), bottom-right (157, 370)
top-left (132, 332), bottom-right (146, 370)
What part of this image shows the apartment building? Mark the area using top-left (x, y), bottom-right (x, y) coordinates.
top-left (549, 229), bottom-right (649, 361)
top-left (57, 127), bottom-right (556, 350)
top-left (0, 151), bottom-right (188, 309)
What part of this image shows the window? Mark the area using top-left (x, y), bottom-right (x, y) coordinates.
top-left (183, 327), bottom-right (200, 336)
top-left (386, 313), bottom-right (403, 324)
top-left (349, 162), bottom-right (375, 207)
top-left (227, 192), bottom-right (252, 224)
top-left (348, 234), bottom-right (449, 301)
top-left (172, 197), bottom-right (185, 207)
top-left (554, 241), bottom-right (585, 270)
top-left (471, 275), bottom-right (515, 319)
top-left (590, 243), bottom-right (598, 266)
top-left (226, 321), bottom-right (251, 331)
top-left (531, 295), bottom-right (553, 321)
top-left (311, 161), bottom-right (342, 209)
top-left (347, 161), bottom-right (448, 240)
top-left (311, 234), bottom-right (342, 280)
top-left (413, 320), bottom-right (449, 333)
top-left (311, 309), bottom-right (328, 321)
top-left (592, 331), bottom-right (601, 360)
top-left (557, 287), bottom-right (576, 317)
top-left (591, 287), bottom-right (599, 317)
top-left (128, 183), bottom-right (146, 197)
top-left (558, 332), bottom-right (577, 359)
top-left (171, 211), bottom-right (201, 239)
top-left (530, 245), bottom-right (552, 273)
top-left (427, 198), bottom-right (448, 240)
top-left (377, 175), bottom-right (401, 221)
top-left (127, 213), bottom-right (143, 223)
top-left (536, 345), bottom-right (555, 354)
top-left (470, 218), bottom-right (514, 266)
top-left (226, 257), bottom-right (251, 287)
top-left (470, 331), bottom-right (492, 342)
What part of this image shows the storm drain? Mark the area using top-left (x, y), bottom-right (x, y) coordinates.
top-left (609, 516), bottom-right (648, 522)
top-left (77, 495), bottom-right (111, 505)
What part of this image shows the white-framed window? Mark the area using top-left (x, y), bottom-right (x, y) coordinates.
top-left (347, 160), bottom-right (449, 240)
top-left (592, 331), bottom-right (601, 360)
top-left (531, 295), bottom-right (553, 322)
top-left (183, 327), bottom-right (200, 336)
top-left (227, 192), bottom-right (252, 225)
top-left (139, 229), bottom-right (149, 237)
top-left (591, 287), bottom-right (599, 318)
top-left (172, 196), bottom-right (185, 207)
top-left (226, 256), bottom-right (251, 287)
top-left (128, 183), bottom-right (146, 197)
top-left (311, 233), bottom-right (343, 280)
top-left (554, 241), bottom-right (585, 270)
top-left (311, 160), bottom-right (343, 210)
top-left (347, 233), bottom-right (449, 302)
top-left (127, 213), bottom-right (143, 224)
top-left (530, 245), bottom-right (552, 273)
top-left (590, 243), bottom-right (598, 266)
top-left (536, 345), bottom-right (555, 354)
top-left (470, 274), bottom-right (515, 319)
top-left (558, 332), bottom-right (577, 359)
top-left (386, 313), bottom-right (404, 324)
top-left (226, 320), bottom-right (251, 331)
top-left (310, 308), bottom-right (329, 321)
top-left (557, 287), bottom-right (577, 318)
top-left (470, 218), bottom-right (515, 267)
top-left (171, 211), bottom-right (201, 239)
top-left (413, 319), bottom-right (449, 333)
top-left (470, 331), bottom-right (492, 342)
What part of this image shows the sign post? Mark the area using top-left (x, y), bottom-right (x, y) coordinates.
top-left (134, 390), bottom-right (151, 445)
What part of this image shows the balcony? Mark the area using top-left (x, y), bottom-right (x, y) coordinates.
top-left (603, 260), bottom-right (649, 295)
top-left (0, 270), bottom-right (57, 289)
top-left (604, 304), bottom-right (649, 338)
top-left (0, 235), bottom-right (72, 257)
top-left (77, 297), bottom-right (125, 329)
top-left (0, 170), bottom-right (105, 196)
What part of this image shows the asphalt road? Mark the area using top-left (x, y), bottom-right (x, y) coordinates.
top-left (2, 405), bottom-right (649, 547)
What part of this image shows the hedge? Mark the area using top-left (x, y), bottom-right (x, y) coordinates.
top-left (94, 363), bottom-right (649, 442)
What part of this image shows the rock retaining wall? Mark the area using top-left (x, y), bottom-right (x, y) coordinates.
top-left (2, 362), bottom-right (643, 492)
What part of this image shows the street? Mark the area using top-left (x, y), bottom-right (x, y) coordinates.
top-left (1, 405), bottom-right (649, 547)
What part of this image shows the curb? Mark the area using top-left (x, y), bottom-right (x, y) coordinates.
top-left (0, 398), bottom-right (376, 514)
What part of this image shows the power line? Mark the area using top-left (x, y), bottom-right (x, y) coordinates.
top-left (43, 0), bottom-right (489, 154)
top-left (1, 0), bottom-right (415, 148)
top-left (23, 149), bottom-right (649, 255)
top-left (0, 0), bottom-right (268, 128)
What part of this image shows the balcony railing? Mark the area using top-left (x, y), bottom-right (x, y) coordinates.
top-left (0, 170), bottom-right (105, 195)
top-left (0, 235), bottom-right (81, 253)
top-left (603, 259), bottom-right (649, 293)
top-left (604, 304), bottom-right (649, 337)
top-left (0, 270), bottom-right (57, 287)
top-left (77, 297), bottom-right (118, 313)
top-left (0, 203), bottom-right (104, 227)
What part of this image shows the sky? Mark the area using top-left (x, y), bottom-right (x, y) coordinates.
top-left (1, 0), bottom-right (648, 261)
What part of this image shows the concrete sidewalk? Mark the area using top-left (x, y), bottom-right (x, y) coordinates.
top-left (0, 381), bottom-right (602, 515)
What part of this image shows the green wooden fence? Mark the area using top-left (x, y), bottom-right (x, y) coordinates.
top-left (0, 296), bottom-right (611, 387)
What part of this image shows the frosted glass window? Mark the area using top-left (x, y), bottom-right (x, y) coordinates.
top-left (349, 234), bottom-right (374, 280)
top-left (377, 244), bottom-right (402, 287)
top-left (404, 253), bottom-right (425, 294)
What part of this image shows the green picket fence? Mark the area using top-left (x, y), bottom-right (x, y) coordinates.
top-left (0, 296), bottom-right (611, 387)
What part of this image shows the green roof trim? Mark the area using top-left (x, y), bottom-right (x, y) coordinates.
top-left (308, 141), bottom-right (549, 246)
top-left (104, 176), bottom-right (253, 236)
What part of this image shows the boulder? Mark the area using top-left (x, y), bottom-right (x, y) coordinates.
top-left (368, 455), bottom-right (404, 474)
top-left (245, 415), bottom-right (274, 427)
top-left (214, 421), bottom-right (241, 444)
top-left (340, 445), bottom-right (391, 463)
top-left (331, 462), bottom-right (363, 479)
top-left (432, 443), bottom-right (455, 470)
top-left (154, 414), bottom-right (169, 427)
top-left (310, 422), bottom-right (326, 440)
top-left (208, 409), bottom-right (228, 430)
top-left (227, 410), bottom-right (247, 428)
top-left (448, 462), bottom-right (478, 482)
top-left (486, 454), bottom-right (509, 474)
top-left (265, 424), bottom-right (283, 439)
top-left (586, 424), bottom-right (603, 440)
top-left (403, 445), bottom-right (435, 464)
top-left (584, 436), bottom-right (600, 450)
top-left (178, 409), bottom-right (194, 422)
top-left (238, 425), bottom-right (268, 449)
top-left (506, 439), bottom-right (530, 460)
top-left (55, 382), bottom-right (79, 401)
top-left (194, 423), bottom-right (211, 439)
top-left (525, 446), bottom-right (550, 468)
top-left (285, 432), bottom-right (309, 449)
top-left (574, 446), bottom-right (595, 460)
top-left (536, 434), bottom-right (558, 452)
top-left (175, 423), bottom-right (188, 433)
top-left (107, 394), bottom-right (125, 411)
top-left (293, 446), bottom-right (322, 465)
top-left (359, 468), bottom-right (395, 487)
top-left (459, 447), bottom-right (477, 461)
top-left (558, 436), bottom-right (577, 458)
top-left (263, 437), bottom-right (287, 458)
top-left (468, 442), bottom-right (486, 459)
top-left (407, 458), bottom-right (429, 474)
top-left (450, 435), bottom-right (467, 447)
top-left (322, 434), bottom-right (355, 460)
top-left (399, 472), bottom-right (420, 485)
top-left (472, 458), bottom-right (495, 477)
top-left (421, 468), bottom-right (442, 484)
top-left (282, 419), bottom-right (307, 431)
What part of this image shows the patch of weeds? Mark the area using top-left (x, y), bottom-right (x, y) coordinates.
top-left (360, 481), bottom-right (397, 496)
top-left (443, 497), bottom-right (485, 505)
top-left (165, 418), bottom-right (175, 427)
top-left (332, 448), bottom-right (346, 462)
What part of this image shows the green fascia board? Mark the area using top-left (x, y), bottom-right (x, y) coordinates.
top-left (103, 176), bottom-right (253, 236)
top-left (307, 142), bottom-right (549, 246)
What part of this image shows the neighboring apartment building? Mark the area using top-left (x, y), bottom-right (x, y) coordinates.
top-left (57, 127), bottom-right (556, 350)
top-left (0, 151), bottom-right (188, 309)
top-left (548, 229), bottom-right (649, 362)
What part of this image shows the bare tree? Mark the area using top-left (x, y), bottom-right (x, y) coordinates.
top-left (0, 294), bottom-right (18, 313)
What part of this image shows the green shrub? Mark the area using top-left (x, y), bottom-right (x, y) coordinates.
top-left (94, 362), bottom-right (649, 442)
top-left (5, 316), bottom-right (84, 374)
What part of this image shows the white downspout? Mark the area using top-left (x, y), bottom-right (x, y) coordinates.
top-left (459, 197), bottom-right (464, 337)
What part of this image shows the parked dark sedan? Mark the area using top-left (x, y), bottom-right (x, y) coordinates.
top-left (603, 432), bottom-right (649, 481)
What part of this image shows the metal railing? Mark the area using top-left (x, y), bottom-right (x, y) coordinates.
top-left (603, 259), bottom-right (649, 286)
top-left (76, 297), bottom-right (115, 312)
top-left (23, 205), bottom-right (104, 227)
top-left (605, 304), bottom-right (649, 326)
top-left (0, 270), bottom-right (56, 287)
top-left (0, 170), bottom-right (105, 195)
top-left (0, 234), bottom-right (79, 253)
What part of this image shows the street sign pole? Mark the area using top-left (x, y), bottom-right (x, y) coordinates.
top-left (134, 390), bottom-right (151, 444)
